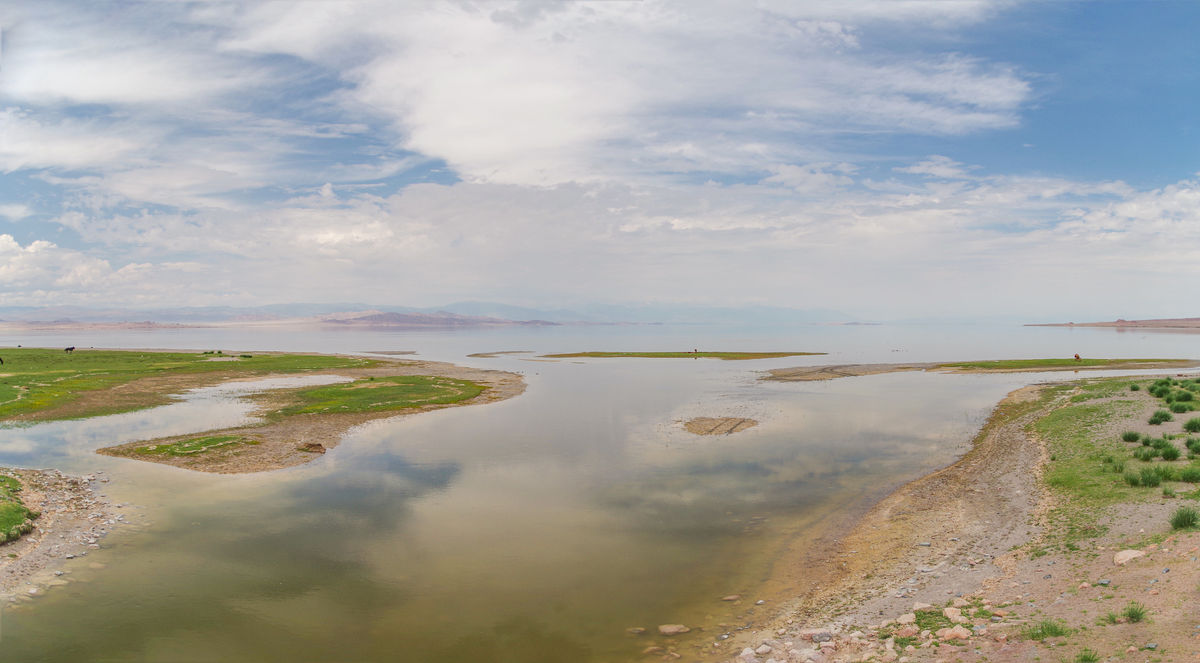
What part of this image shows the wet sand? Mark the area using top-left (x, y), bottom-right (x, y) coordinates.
top-left (764, 359), bottom-right (1200, 382)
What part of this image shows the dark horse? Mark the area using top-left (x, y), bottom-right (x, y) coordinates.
top-left (64, 346), bottom-right (75, 353)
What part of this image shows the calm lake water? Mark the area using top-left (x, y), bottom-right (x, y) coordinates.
top-left (0, 323), bottom-right (1195, 661)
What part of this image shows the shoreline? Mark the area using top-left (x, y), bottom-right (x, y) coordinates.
top-left (96, 356), bottom-right (525, 474)
top-left (716, 383), bottom-right (1051, 660)
top-left (723, 372), bottom-right (1200, 662)
top-left (0, 468), bottom-right (121, 605)
top-left (764, 359), bottom-right (1200, 382)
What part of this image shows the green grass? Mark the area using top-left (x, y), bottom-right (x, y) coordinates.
top-left (1074, 649), bottom-right (1100, 663)
top-left (1121, 601), bottom-right (1148, 623)
top-left (1185, 418), bottom-right (1200, 433)
top-left (0, 474), bottom-right (37, 544)
top-left (1170, 506), bottom-right (1198, 530)
top-left (273, 376), bottom-right (485, 416)
top-left (938, 358), bottom-right (1184, 371)
top-left (1149, 409), bottom-right (1174, 425)
top-left (913, 609), bottom-right (953, 632)
top-left (135, 435), bottom-right (255, 456)
top-left (0, 348), bottom-right (377, 421)
top-left (1122, 431), bottom-right (1141, 442)
top-left (1035, 393), bottom-right (1148, 547)
top-left (540, 351), bottom-right (825, 361)
top-left (1022, 619), bottom-right (1071, 640)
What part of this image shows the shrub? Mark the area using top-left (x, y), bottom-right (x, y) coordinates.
top-left (1123, 472), bottom-right (1140, 487)
top-left (1131, 383), bottom-right (1141, 391)
top-left (1023, 619), bottom-right (1071, 640)
top-left (1177, 390), bottom-right (1194, 402)
top-left (1162, 446), bottom-right (1182, 461)
top-left (1151, 437), bottom-right (1171, 450)
top-left (1153, 465), bottom-right (1176, 481)
top-left (1132, 448), bottom-right (1155, 462)
top-left (1139, 468), bottom-right (1162, 487)
top-left (1112, 460), bottom-right (1126, 473)
top-left (1171, 402), bottom-right (1193, 413)
top-left (1184, 418), bottom-right (1200, 433)
top-left (1149, 410), bottom-right (1174, 425)
top-left (1178, 467), bottom-right (1200, 482)
top-left (1075, 649), bottom-right (1100, 663)
top-left (1187, 437), bottom-right (1200, 450)
top-left (1170, 506), bottom-right (1199, 530)
top-left (1122, 431), bottom-right (1141, 442)
top-left (1163, 486), bottom-right (1176, 498)
top-left (1122, 601), bottom-right (1148, 622)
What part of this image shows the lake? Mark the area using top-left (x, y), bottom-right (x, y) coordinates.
top-left (0, 322), bottom-right (1194, 661)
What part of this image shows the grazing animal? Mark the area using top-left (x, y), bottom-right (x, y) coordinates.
top-left (64, 346), bottom-right (75, 353)
top-left (1074, 353), bottom-right (1081, 362)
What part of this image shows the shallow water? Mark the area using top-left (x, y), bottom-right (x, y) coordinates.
top-left (0, 324), bottom-right (1194, 661)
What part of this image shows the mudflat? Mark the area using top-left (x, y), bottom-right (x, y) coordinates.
top-left (765, 358), bottom-right (1200, 382)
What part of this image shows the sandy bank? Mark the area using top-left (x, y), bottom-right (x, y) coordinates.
top-left (765, 359), bottom-right (1200, 382)
top-left (98, 357), bottom-right (525, 474)
top-left (722, 375), bottom-right (1200, 663)
top-left (0, 468), bottom-right (120, 605)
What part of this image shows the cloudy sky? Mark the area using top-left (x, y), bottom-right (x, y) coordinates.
top-left (1, 1), bottom-right (1198, 320)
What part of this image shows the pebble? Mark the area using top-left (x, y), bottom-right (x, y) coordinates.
top-left (658, 624), bottom-right (690, 636)
top-left (1097, 578), bottom-right (1111, 586)
top-left (755, 599), bottom-right (765, 605)
top-left (917, 542), bottom-right (931, 547)
top-left (755, 644), bottom-right (772, 655)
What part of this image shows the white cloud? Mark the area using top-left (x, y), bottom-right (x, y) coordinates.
top-left (0, 203), bottom-right (31, 220)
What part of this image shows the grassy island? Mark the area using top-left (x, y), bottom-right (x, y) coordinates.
top-left (0, 347), bottom-right (523, 474)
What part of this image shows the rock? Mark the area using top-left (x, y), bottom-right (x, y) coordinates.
top-left (895, 626), bottom-right (919, 638)
top-left (298, 442), bottom-right (326, 454)
top-left (658, 624), bottom-right (690, 636)
top-left (942, 607), bottom-right (967, 624)
top-left (917, 542), bottom-right (931, 547)
top-left (951, 597), bottom-right (968, 608)
top-left (755, 644), bottom-right (772, 655)
top-left (810, 631), bottom-right (833, 643)
top-left (1145, 642), bottom-right (1158, 650)
top-left (755, 599), bottom-right (766, 605)
top-left (911, 602), bottom-right (932, 611)
top-left (626, 627), bottom-right (645, 635)
top-left (896, 613), bottom-right (916, 625)
top-left (1126, 645), bottom-right (1138, 653)
top-left (721, 594), bottom-right (742, 602)
top-left (1114, 549), bottom-right (1145, 565)
top-left (642, 645), bottom-right (666, 655)
top-left (1077, 582), bottom-right (1090, 589)
top-left (936, 625), bottom-right (972, 641)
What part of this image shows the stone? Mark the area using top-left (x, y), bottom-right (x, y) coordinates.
top-left (810, 631), bottom-right (833, 643)
top-left (896, 613), bottom-right (916, 625)
top-left (721, 594), bottom-right (742, 601)
top-left (1114, 549), bottom-right (1145, 565)
top-left (895, 626), bottom-right (919, 638)
top-left (642, 646), bottom-right (666, 655)
top-left (936, 625), bottom-right (972, 641)
top-left (626, 627), bottom-right (646, 635)
top-left (943, 607), bottom-right (967, 624)
top-left (755, 644), bottom-right (772, 655)
top-left (658, 624), bottom-right (690, 636)
top-left (951, 597), bottom-right (968, 608)
top-left (1078, 582), bottom-right (1090, 589)
top-left (911, 602), bottom-right (932, 611)
top-left (1097, 579), bottom-right (1111, 586)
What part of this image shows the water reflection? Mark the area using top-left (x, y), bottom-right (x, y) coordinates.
top-left (0, 327), bottom-right (1191, 662)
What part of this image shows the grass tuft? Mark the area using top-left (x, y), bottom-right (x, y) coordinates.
top-left (1121, 601), bottom-right (1148, 623)
top-left (1170, 506), bottom-right (1199, 530)
top-left (1022, 619), bottom-right (1071, 640)
top-left (1121, 431), bottom-right (1141, 442)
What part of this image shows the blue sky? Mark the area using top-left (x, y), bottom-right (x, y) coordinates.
top-left (1, 1), bottom-right (1198, 320)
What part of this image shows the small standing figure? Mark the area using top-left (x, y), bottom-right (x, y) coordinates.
top-left (1074, 353), bottom-right (1081, 362)
top-left (64, 346), bottom-right (75, 353)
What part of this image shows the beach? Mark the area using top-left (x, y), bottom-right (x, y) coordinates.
top-left (719, 374), bottom-right (1200, 663)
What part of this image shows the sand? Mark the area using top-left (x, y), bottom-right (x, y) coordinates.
top-left (0, 468), bottom-right (121, 604)
top-left (718, 377), bottom-right (1200, 663)
top-left (684, 417), bottom-right (759, 435)
top-left (98, 357), bottom-right (525, 474)
top-left (765, 359), bottom-right (1200, 382)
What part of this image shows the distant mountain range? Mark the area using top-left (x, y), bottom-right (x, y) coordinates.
top-left (0, 302), bottom-right (857, 327)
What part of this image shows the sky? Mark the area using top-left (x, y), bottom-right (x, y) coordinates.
top-left (1, 0), bottom-right (1199, 321)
